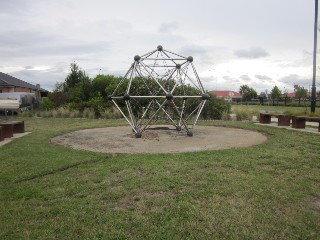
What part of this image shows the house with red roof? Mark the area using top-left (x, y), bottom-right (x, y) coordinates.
top-left (285, 92), bottom-right (296, 98)
top-left (209, 90), bottom-right (242, 102)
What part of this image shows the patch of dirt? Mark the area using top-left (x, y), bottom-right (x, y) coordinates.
top-left (312, 197), bottom-right (320, 213)
top-left (51, 125), bottom-right (268, 154)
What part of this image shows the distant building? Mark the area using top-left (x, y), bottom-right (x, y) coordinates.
top-left (0, 72), bottom-right (48, 98)
top-left (285, 92), bottom-right (296, 98)
top-left (210, 90), bottom-right (242, 102)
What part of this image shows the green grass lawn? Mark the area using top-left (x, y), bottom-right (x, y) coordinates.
top-left (0, 118), bottom-right (319, 239)
top-left (232, 104), bottom-right (320, 116)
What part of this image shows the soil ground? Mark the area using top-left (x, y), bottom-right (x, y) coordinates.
top-left (51, 125), bottom-right (268, 154)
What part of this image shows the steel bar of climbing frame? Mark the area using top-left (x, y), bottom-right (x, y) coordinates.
top-left (192, 100), bottom-right (206, 128)
top-left (142, 99), bottom-right (167, 132)
top-left (112, 100), bottom-right (137, 133)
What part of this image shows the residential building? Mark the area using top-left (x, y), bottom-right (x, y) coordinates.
top-left (0, 72), bottom-right (48, 97)
top-left (210, 90), bottom-right (242, 102)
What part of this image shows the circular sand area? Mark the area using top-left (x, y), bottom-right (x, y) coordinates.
top-left (51, 125), bottom-right (268, 154)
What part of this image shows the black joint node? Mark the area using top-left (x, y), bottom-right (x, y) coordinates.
top-left (201, 94), bottom-right (210, 100)
top-left (176, 126), bottom-right (182, 131)
top-left (107, 95), bottom-right (113, 100)
top-left (134, 55), bottom-right (141, 62)
top-left (166, 92), bottom-right (173, 101)
top-left (157, 45), bottom-right (163, 51)
top-left (176, 64), bottom-right (181, 69)
top-left (187, 131), bottom-right (193, 137)
top-left (135, 132), bottom-right (142, 138)
top-left (187, 56), bottom-right (193, 62)
top-left (123, 93), bottom-right (131, 101)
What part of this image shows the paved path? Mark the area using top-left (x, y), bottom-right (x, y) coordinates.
top-left (0, 132), bottom-right (31, 147)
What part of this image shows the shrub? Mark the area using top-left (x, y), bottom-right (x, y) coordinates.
top-left (221, 111), bottom-right (231, 121)
top-left (40, 111), bottom-right (53, 118)
top-left (69, 110), bottom-right (81, 118)
top-left (41, 97), bottom-right (55, 111)
top-left (100, 106), bottom-right (122, 119)
top-left (59, 107), bottom-right (71, 118)
top-left (52, 109), bottom-right (61, 118)
top-left (82, 108), bottom-right (95, 119)
top-left (235, 109), bottom-right (254, 121)
top-left (201, 94), bottom-right (231, 120)
top-left (20, 110), bottom-right (34, 118)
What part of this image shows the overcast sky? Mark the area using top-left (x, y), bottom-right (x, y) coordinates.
top-left (0, 0), bottom-right (318, 93)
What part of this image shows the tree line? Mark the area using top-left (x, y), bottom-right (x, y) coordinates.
top-left (43, 63), bottom-right (230, 119)
top-left (238, 84), bottom-right (316, 106)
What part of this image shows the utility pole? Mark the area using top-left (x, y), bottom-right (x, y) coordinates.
top-left (311, 0), bottom-right (318, 112)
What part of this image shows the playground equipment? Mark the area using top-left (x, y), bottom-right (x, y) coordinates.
top-left (109, 45), bottom-right (209, 138)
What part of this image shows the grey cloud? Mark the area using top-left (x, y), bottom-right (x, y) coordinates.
top-left (278, 74), bottom-right (311, 85)
top-left (178, 45), bottom-right (218, 65)
top-left (234, 47), bottom-right (269, 59)
top-left (0, 30), bottom-right (56, 48)
top-left (0, 29), bottom-right (114, 59)
top-left (278, 74), bottom-right (312, 90)
top-left (223, 76), bottom-right (240, 83)
top-left (0, 0), bottom-right (31, 15)
top-left (255, 74), bottom-right (272, 81)
top-left (24, 66), bottom-right (34, 70)
top-left (240, 75), bottom-right (251, 81)
top-left (179, 45), bottom-right (207, 57)
top-left (11, 63), bottom-right (69, 91)
top-left (223, 76), bottom-right (232, 81)
top-left (159, 22), bottom-right (178, 33)
top-left (278, 74), bottom-right (300, 84)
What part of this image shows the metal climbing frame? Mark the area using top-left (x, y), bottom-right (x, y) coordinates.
top-left (109, 45), bottom-right (209, 138)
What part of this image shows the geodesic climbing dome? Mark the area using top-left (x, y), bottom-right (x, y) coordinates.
top-left (108, 45), bottom-right (209, 138)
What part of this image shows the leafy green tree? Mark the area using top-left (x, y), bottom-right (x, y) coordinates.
top-left (50, 63), bottom-right (230, 119)
top-left (239, 85), bottom-right (257, 101)
top-left (57, 63), bottom-right (93, 109)
top-left (48, 91), bottom-right (67, 107)
top-left (106, 76), bottom-right (229, 120)
top-left (41, 97), bottom-right (55, 110)
top-left (294, 85), bottom-right (308, 105)
top-left (92, 74), bottom-right (121, 99)
top-left (64, 63), bottom-right (86, 90)
top-left (89, 92), bottom-right (107, 117)
top-left (201, 93), bottom-right (231, 119)
top-left (270, 85), bottom-right (282, 105)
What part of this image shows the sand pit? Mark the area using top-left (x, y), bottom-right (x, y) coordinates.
top-left (51, 125), bottom-right (268, 154)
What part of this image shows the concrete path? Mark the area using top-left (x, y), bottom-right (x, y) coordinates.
top-left (0, 132), bottom-right (31, 147)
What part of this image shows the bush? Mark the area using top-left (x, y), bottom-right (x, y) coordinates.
top-left (41, 97), bottom-right (55, 111)
top-left (221, 111), bottom-right (231, 121)
top-left (234, 109), bottom-right (254, 121)
top-left (40, 111), bottom-right (53, 118)
top-left (100, 106), bottom-right (122, 119)
top-left (82, 108), bottom-right (95, 119)
top-left (201, 94), bottom-right (231, 120)
top-left (51, 109), bottom-right (61, 118)
top-left (20, 110), bottom-right (34, 118)
top-left (69, 110), bottom-right (81, 118)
